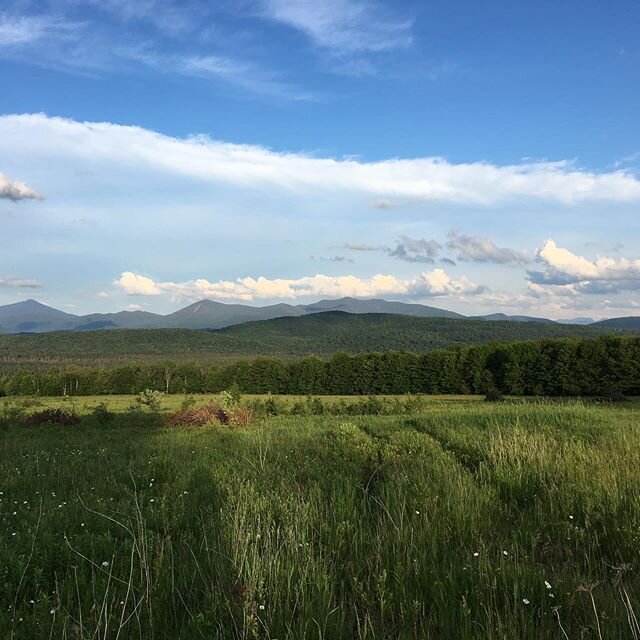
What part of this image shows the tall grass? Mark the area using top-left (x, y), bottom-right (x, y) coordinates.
top-left (1, 401), bottom-right (639, 638)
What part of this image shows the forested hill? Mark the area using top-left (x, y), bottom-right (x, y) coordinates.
top-left (0, 311), bottom-right (625, 371)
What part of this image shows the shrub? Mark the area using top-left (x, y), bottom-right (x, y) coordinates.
top-left (91, 402), bottom-right (114, 426)
top-left (229, 408), bottom-right (254, 427)
top-left (136, 389), bottom-right (164, 411)
top-left (23, 408), bottom-right (81, 427)
top-left (180, 395), bottom-right (197, 410)
top-left (166, 404), bottom-right (229, 427)
top-left (0, 402), bottom-right (26, 429)
top-left (602, 388), bottom-right (627, 403)
top-left (21, 398), bottom-right (43, 408)
top-left (221, 385), bottom-right (243, 411)
top-left (484, 388), bottom-right (504, 402)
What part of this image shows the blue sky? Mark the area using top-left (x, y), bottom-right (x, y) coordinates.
top-left (1, 0), bottom-right (639, 318)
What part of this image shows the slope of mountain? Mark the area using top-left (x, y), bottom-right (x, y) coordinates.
top-left (304, 297), bottom-right (464, 319)
top-left (0, 297), bottom-right (464, 333)
top-left (592, 316), bottom-right (640, 330)
top-left (1, 297), bottom-right (636, 335)
top-left (162, 300), bottom-right (305, 330)
top-left (474, 313), bottom-right (556, 324)
top-left (0, 299), bottom-right (78, 333)
top-left (0, 311), bottom-right (624, 369)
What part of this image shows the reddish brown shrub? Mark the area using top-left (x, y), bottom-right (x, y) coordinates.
top-left (165, 404), bottom-right (229, 427)
top-left (229, 408), bottom-right (254, 427)
top-left (23, 408), bottom-right (81, 427)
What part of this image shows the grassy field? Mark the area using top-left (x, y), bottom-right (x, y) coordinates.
top-left (1, 401), bottom-right (639, 638)
top-left (7, 393), bottom-right (484, 414)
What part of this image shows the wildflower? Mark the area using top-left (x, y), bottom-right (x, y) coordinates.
top-left (522, 598), bottom-right (530, 605)
top-left (101, 561), bottom-right (109, 567)
top-left (473, 552), bottom-right (479, 557)
top-left (415, 510), bottom-right (420, 515)
top-left (569, 515), bottom-right (574, 520)
top-left (29, 600), bottom-right (34, 604)
top-left (502, 550), bottom-right (508, 556)
top-left (259, 604), bottom-right (265, 610)
top-left (150, 498), bottom-right (155, 503)
top-left (545, 580), bottom-right (552, 590)
top-left (50, 609), bottom-right (55, 615)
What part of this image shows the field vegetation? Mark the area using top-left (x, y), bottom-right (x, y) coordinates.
top-left (1, 399), bottom-right (640, 638)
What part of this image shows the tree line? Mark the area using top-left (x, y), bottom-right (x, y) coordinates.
top-left (1, 336), bottom-right (638, 397)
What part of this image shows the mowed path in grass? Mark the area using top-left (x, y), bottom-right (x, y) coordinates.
top-left (1, 402), bottom-right (639, 639)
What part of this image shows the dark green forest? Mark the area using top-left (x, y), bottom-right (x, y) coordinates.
top-left (0, 311), bottom-right (623, 372)
top-left (2, 335), bottom-right (638, 397)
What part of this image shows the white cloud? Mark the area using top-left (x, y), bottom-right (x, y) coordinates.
top-left (4, 114), bottom-right (640, 206)
top-left (96, 291), bottom-right (110, 299)
top-left (115, 268), bottom-right (484, 302)
top-left (0, 14), bottom-right (73, 46)
top-left (258, 0), bottom-right (413, 53)
top-left (0, 171), bottom-right (43, 201)
top-left (0, 276), bottom-right (40, 288)
top-left (528, 240), bottom-right (640, 294)
top-left (115, 272), bottom-right (163, 296)
top-left (447, 230), bottom-right (530, 265)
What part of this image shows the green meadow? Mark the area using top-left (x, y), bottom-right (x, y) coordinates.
top-left (1, 400), bottom-right (639, 638)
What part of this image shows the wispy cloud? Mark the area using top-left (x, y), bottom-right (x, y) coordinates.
top-left (81, 0), bottom-right (194, 34)
top-left (115, 268), bottom-right (485, 302)
top-left (6, 114), bottom-right (640, 205)
top-left (0, 6), bottom-right (312, 100)
top-left (179, 54), bottom-right (317, 101)
top-left (312, 255), bottom-right (354, 263)
top-left (0, 276), bottom-right (40, 288)
top-left (0, 171), bottom-right (43, 201)
top-left (0, 13), bottom-right (78, 46)
top-left (342, 242), bottom-right (382, 251)
top-left (447, 230), bottom-right (530, 265)
top-left (257, 0), bottom-right (413, 54)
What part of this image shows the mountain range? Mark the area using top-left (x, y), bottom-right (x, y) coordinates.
top-left (0, 298), bottom-right (637, 334)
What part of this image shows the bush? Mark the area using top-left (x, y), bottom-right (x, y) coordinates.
top-left (23, 408), bottom-right (81, 427)
top-left (484, 388), bottom-right (504, 402)
top-left (136, 389), bottom-right (164, 411)
top-left (166, 404), bottom-right (229, 427)
top-left (91, 402), bottom-right (114, 426)
top-left (180, 395), bottom-right (197, 410)
top-left (221, 385), bottom-right (242, 411)
top-left (229, 408), bottom-right (254, 427)
top-left (0, 402), bottom-right (26, 429)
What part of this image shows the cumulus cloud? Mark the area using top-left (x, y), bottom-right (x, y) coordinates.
top-left (388, 235), bottom-right (441, 263)
top-left (115, 272), bottom-right (162, 296)
top-left (528, 240), bottom-right (640, 294)
top-left (0, 276), bottom-right (40, 288)
top-left (3, 114), bottom-right (640, 205)
top-left (447, 230), bottom-right (530, 265)
top-left (0, 171), bottom-right (43, 202)
top-left (115, 268), bottom-right (484, 302)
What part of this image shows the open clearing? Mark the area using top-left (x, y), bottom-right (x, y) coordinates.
top-left (2, 401), bottom-right (640, 638)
